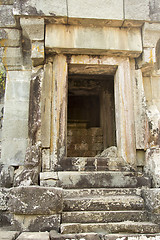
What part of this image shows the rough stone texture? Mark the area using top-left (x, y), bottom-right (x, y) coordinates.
top-left (50, 55), bottom-right (68, 169)
top-left (61, 222), bottom-right (160, 234)
top-left (0, 29), bottom-right (20, 47)
top-left (24, 143), bottom-right (41, 169)
top-left (146, 105), bottom-right (160, 147)
top-left (2, 47), bottom-right (22, 67)
top-left (0, 231), bottom-right (20, 240)
top-left (46, 25), bottom-right (142, 57)
top-left (0, 166), bottom-right (14, 188)
top-left (0, 188), bottom-right (9, 210)
top-left (16, 232), bottom-right (49, 240)
top-left (149, 0), bottom-right (160, 22)
top-left (58, 157), bottom-right (132, 172)
top-left (63, 188), bottom-right (142, 198)
top-left (142, 189), bottom-right (160, 214)
top-left (31, 41), bottom-right (44, 66)
top-left (12, 214), bottom-right (60, 232)
top-left (8, 186), bottom-right (63, 214)
top-left (50, 231), bottom-right (101, 240)
top-left (28, 67), bottom-right (43, 145)
top-left (0, 211), bottom-right (13, 227)
top-left (62, 211), bottom-right (148, 223)
top-left (125, 0), bottom-right (150, 21)
top-left (13, 141), bottom-right (41, 187)
top-left (132, 68), bottom-right (148, 149)
top-left (0, 5), bottom-right (16, 28)
top-left (40, 172), bottom-right (58, 187)
top-left (63, 195), bottom-right (144, 211)
top-left (41, 62), bottom-right (52, 149)
top-left (14, 167), bottom-right (39, 187)
top-left (57, 171), bottom-right (151, 189)
top-left (41, 149), bottom-right (50, 171)
top-left (145, 148), bottom-right (160, 187)
top-left (20, 18), bottom-right (44, 41)
top-left (143, 22), bottom-right (160, 48)
top-left (14, 0), bottom-right (67, 17)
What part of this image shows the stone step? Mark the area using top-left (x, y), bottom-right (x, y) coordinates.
top-left (62, 210), bottom-right (148, 223)
top-left (58, 157), bottom-right (133, 171)
top-left (50, 232), bottom-right (160, 240)
top-left (57, 171), bottom-right (151, 189)
top-left (61, 222), bottom-right (160, 234)
top-left (63, 195), bottom-right (144, 211)
top-left (63, 188), bottom-right (142, 198)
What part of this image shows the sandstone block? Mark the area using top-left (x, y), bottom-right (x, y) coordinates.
top-left (40, 172), bottom-right (58, 187)
top-left (13, 168), bottom-right (39, 187)
top-left (143, 22), bottom-right (160, 48)
top-left (5, 80), bottom-right (30, 101)
top-left (142, 189), bottom-right (160, 214)
top-left (149, 0), bottom-right (160, 22)
top-left (2, 47), bottom-right (22, 67)
top-left (9, 186), bottom-right (63, 214)
top-left (50, 231), bottom-right (101, 240)
top-left (61, 222), bottom-right (160, 234)
top-left (0, 5), bottom-right (16, 27)
top-left (2, 119), bottom-right (28, 139)
top-left (46, 25), bottom-right (142, 57)
top-left (62, 210), bottom-right (148, 224)
top-left (0, 29), bottom-right (20, 47)
top-left (16, 232), bottom-right (49, 240)
top-left (145, 148), bottom-right (160, 187)
top-left (57, 171), bottom-right (151, 189)
top-left (14, 0), bottom-right (67, 17)
top-left (1, 138), bottom-right (28, 166)
top-left (63, 195), bottom-right (144, 212)
top-left (7, 70), bottom-right (31, 82)
top-left (31, 41), bottom-right (44, 66)
top-left (4, 100), bottom-right (29, 120)
top-left (125, 0), bottom-right (150, 21)
top-left (20, 18), bottom-right (44, 41)
top-left (24, 143), bottom-right (41, 169)
top-left (12, 214), bottom-right (60, 232)
top-left (0, 231), bottom-right (20, 240)
top-left (68, 0), bottom-right (123, 20)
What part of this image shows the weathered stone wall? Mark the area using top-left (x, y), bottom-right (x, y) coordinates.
top-left (0, 0), bottom-right (160, 235)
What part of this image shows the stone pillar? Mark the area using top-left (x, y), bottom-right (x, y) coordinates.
top-left (41, 61), bottom-right (53, 171)
top-left (1, 70), bottom-right (31, 166)
top-left (50, 55), bottom-right (68, 170)
top-left (115, 58), bottom-right (136, 168)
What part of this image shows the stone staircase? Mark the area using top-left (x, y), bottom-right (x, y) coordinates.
top-left (56, 157), bottom-right (160, 238)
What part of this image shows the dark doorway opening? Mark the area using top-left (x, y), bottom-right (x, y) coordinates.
top-left (67, 74), bottom-right (116, 157)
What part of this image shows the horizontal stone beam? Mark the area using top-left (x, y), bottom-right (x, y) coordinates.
top-left (45, 25), bottom-right (142, 57)
top-left (13, 0), bottom-right (160, 23)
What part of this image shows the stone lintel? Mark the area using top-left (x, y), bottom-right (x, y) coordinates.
top-left (45, 25), bottom-right (142, 57)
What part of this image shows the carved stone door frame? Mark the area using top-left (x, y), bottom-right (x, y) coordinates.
top-left (43, 54), bottom-right (136, 170)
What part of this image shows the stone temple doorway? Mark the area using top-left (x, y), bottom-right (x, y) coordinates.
top-left (67, 74), bottom-right (116, 157)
